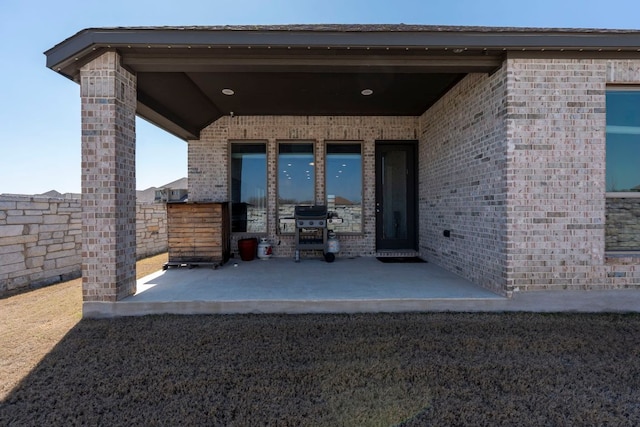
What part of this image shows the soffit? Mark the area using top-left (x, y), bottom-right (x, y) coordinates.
top-left (45, 26), bottom-right (640, 140)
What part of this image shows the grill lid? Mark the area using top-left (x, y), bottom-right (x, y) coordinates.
top-left (294, 205), bottom-right (327, 218)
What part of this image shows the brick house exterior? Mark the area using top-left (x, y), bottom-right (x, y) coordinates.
top-left (46, 26), bottom-right (640, 303)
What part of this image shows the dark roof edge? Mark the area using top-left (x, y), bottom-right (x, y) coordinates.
top-left (45, 25), bottom-right (640, 71)
top-left (49, 24), bottom-right (640, 39)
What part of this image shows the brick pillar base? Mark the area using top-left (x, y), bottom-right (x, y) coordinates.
top-left (80, 51), bottom-right (137, 302)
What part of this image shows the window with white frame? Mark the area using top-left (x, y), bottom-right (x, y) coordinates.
top-left (325, 142), bottom-right (363, 233)
top-left (230, 142), bottom-right (267, 233)
top-left (605, 88), bottom-right (640, 251)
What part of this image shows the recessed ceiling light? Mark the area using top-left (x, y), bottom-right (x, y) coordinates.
top-left (361, 89), bottom-right (374, 96)
top-left (222, 88), bottom-right (235, 96)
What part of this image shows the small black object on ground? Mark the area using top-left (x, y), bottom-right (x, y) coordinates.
top-left (376, 257), bottom-right (427, 263)
top-left (162, 262), bottom-right (221, 270)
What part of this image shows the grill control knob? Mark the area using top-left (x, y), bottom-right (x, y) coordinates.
top-left (309, 221), bottom-right (314, 226)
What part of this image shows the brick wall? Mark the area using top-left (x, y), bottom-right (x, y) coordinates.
top-left (189, 116), bottom-right (418, 258)
top-left (503, 57), bottom-right (640, 292)
top-left (418, 70), bottom-right (509, 294)
top-left (0, 196), bottom-right (167, 295)
top-left (188, 64), bottom-right (638, 293)
top-left (416, 57), bottom-right (637, 294)
top-left (504, 58), bottom-right (607, 292)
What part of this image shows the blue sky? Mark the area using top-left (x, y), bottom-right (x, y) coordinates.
top-left (1, 0), bottom-right (639, 194)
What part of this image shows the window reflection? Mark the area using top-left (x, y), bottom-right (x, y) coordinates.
top-left (326, 143), bottom-right (362, 233)
top-left (278, 142), bottom-right (315, 233)
top-left (605, 89), bottom-right (640, 251)
top-left (231, 143), bottom-right (267, 233)
top-left (606, 90), bottom-right (640, 192)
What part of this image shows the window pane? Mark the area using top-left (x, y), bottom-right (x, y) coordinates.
top-left (326, 143), bottom-right (362, 233)
top-left (605, 89), bottom-right (640, 251)
top-left (606, 90), bottom-right (640, 192)
top-left (278, 142), bottom-right (314, 233)
top-left (231, 143), bottom-right (266, 233)
top-left (381, 149), bottom-right (407, 239)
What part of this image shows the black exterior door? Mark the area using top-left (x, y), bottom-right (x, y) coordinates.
top-left (375, 141), bottom-right (417, 251)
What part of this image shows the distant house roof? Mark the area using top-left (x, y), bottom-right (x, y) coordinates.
top-left (46, 25), bottom-right (640, 140)
top-left (39, 190), bottom-right (81, 199)
top-left (160, 177), bottom-right (188, 189)
top-left (136, 177), bottom-right (188, 203)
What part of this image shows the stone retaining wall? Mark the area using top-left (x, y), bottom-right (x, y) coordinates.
top-left (136, 203), bottom-right (168, 259)
top-left (0, 196), bottom-right (167, 294)
top-left (606, 197), bottom-right (640, 251)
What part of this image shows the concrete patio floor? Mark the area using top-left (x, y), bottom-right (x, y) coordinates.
top-left (83, 256), bottom-right (640, 317)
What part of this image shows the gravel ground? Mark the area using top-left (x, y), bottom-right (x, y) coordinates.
top-left (1, 312), bottom-right (640, 426)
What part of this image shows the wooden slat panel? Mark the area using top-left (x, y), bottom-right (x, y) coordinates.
top-left (166, 202), bottom-right (229, 264)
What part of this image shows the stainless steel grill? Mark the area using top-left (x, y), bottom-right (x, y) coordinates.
top-left (293, 205), bottom-right (333, 262)
top-left (294, 205), bottom-right (327, 228)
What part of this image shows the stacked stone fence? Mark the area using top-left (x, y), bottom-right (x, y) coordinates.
top-left (0, 196), bottom-right (167, 295)
top-left (136, 203), bottom-right (168, 259)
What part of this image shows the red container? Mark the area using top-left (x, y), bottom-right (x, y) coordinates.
top-left (237, 238), bottom-right (257, 261)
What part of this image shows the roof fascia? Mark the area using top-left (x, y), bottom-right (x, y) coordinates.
top-left (122, 54), bottom-right (503, 73)
top-left (507, 50), bottom-right (640, 59)
top-left (46, 28), bottom-right (640, 72)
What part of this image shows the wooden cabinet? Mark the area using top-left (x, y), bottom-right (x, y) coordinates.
top-left (166, 202), bottom-right (230, 266)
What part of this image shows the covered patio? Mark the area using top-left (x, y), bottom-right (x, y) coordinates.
top-left (83, 257), bottom-right (640, 317)
top-left (45, 25), bottom-right (640, 312)
top-left (46, 25), bottom-right (512, 305)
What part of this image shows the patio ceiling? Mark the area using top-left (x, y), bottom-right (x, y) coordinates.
top-left (45, 25), bottom-right (640, 140)
top-left (128, 46), bottom-right (493, 139)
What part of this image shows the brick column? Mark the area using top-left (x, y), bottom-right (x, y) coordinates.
top-left (80, 51), bottom-right (137, 302)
